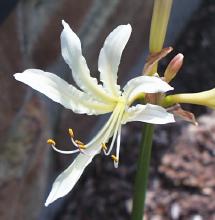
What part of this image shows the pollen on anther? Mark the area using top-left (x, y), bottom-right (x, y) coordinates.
top-left (102, 143), bottom-right (107, 151)
top-left (47, 139), bottom-right (56, 145)
top-left (68, 128), bottom-right (74, 138)
top-left (78, 144), bottom-right (87, 150)
top-left (111, 155), bottom-right (118, 162)
top-left (75, 140), bottom-right (85, 146)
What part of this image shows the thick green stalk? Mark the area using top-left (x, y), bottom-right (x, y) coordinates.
top-left (148, 0), bottom-right (173, 75)
top-left (149, 0), bottom-right (173, 53)
top-left (131, 124), bottom-right (154, 220)
top-left (131, 1), bottom-right (173, 219)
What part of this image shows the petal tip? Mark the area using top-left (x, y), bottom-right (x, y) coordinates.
top-left (13, 72), bottom-right (22, 81)
top-left (126, 23), bottom-right (132, 31)
top-left (167, 113), bottom-right (176, 123)
top-left (45, 194), bottom-right (54, 207)
top-left (122, 23), bottom-right (132, 34)
top-left (62, 20), bottom-right (69, 29)
top-left (171, 116), bottom-right (176, 123)
top-left (164, 112), bottom-right (175, 123)
top-left (115, 23), bottom-right (132, 35)
top-left (13, 73), bottom-right (19, 79)
top-left (169, 85), bottom-right (174, 91)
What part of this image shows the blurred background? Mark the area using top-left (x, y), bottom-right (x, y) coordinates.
top-left (0, 0), bottom-right (214, 219)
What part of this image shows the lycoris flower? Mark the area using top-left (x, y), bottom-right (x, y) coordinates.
top-left (14, 21), bottom-right (175, 206)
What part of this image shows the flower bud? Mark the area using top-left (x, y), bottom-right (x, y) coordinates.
top-left (163, 88), bottom-right (215, 109)
top-left (164, 53), bottom-right (184, 82)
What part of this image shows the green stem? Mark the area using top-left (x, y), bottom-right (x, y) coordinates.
top-left (149, 0), bottom-right (173, 53)
top-left (131, 123), bottom-right (154, 220)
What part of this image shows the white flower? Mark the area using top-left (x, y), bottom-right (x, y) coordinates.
top-left (14, 20), bottom-right (175, 206)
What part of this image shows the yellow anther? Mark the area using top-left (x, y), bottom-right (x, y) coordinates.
top-left (111, 155), bottom-right (118, 162)
top-left (68, 128), bottom-right (74, 138)
top-left (102, 143), bottom-right (107, 151)
top-left (75, 140), bottom-right (85, 146)
top-left (78, 144), bottom-right (87, 150)
top-left (47, 139), bottom-right (56, 145)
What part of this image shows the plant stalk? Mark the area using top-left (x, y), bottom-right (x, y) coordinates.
top-left (131, 124), bottom-right (154, 220)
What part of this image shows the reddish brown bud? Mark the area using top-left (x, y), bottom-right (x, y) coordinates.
top-left (164, 53), bottom-right (184, 82)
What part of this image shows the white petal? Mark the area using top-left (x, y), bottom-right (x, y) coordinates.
top-left (123, 103), bottom-right (175, 124)
top-left (45, 105), bottom-right (124, 206)
top-left (45, 153), bottom-right (94, 206)
top-left (61, 20), bottom-right (115, 103)
top-left (45, 103), bottom-right (125, 206)
top-left (98, 24), bottom-right (132, 96)
top-left (14, 69), bottom-right (114, 115)
top-left (123, 76), bottom-right (174, 103)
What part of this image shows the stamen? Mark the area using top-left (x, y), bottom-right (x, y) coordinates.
top-left (47, 139), bottom-right (56, 145)
top-left (51, 145), bottom-right (80, 154)
top-left (71, 138), bottom-right (78, 147)
top-left (75, 140), bottom-right (85, 146)
top-left (71, 137), bottom-right (86, 151)
top-left (78, 144), bottom-right (87, 150)
top-left (111, 155), bottom-right (118, 163)
top-left (47, 138), bottom-right (80, 154)
top-left (105, 105), bottom-right (124, 156)
top-left (68, 128), bottom-right (74, 138)
top-left (102, 143), bottom-right (107, 151)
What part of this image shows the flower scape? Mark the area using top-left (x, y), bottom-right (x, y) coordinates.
top-left (14, 21), bottom-right (215, 206)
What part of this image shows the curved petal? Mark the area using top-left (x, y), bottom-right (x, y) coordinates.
top-left (14, 69), bottom-right (114, 115)
top-left (122, 103), bottom-right (175, 124)
top-left (45, 153), bottom-right (94, 206)
top-left (98, 24), bottom-right (132, 96)
top-left (61, 20), bottom-right (115, 103)
top-left (123, 75), bottom-right (173, 103)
